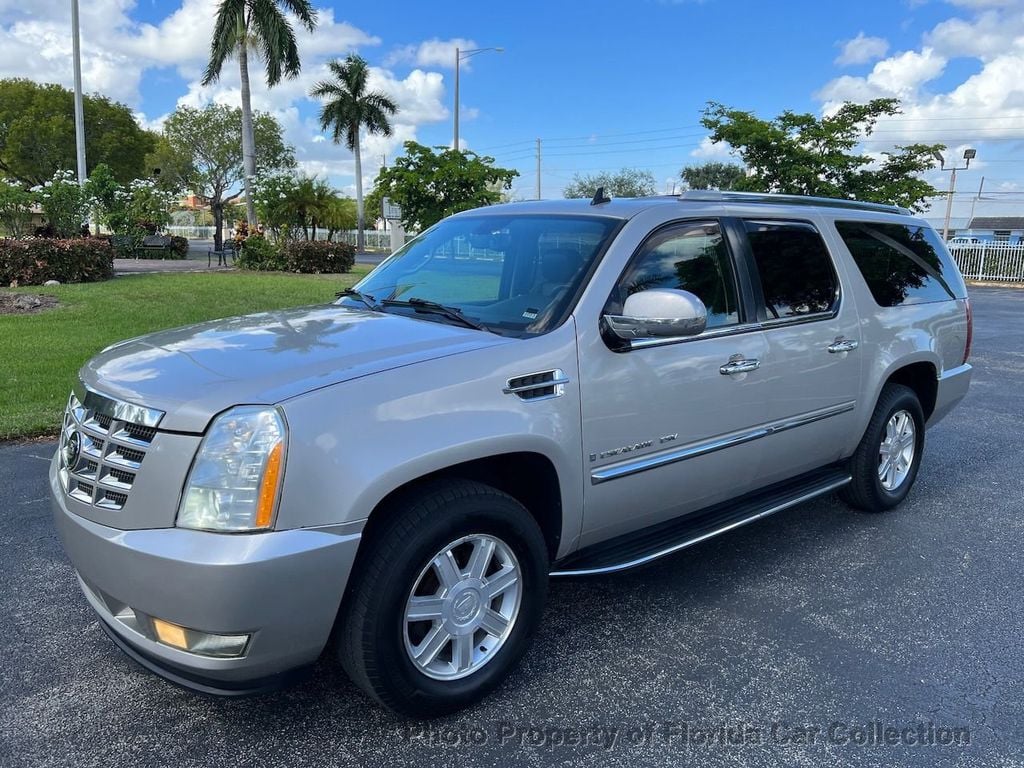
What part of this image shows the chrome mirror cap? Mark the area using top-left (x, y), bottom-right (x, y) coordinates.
top-left (604, 289), bottom-right (708, 340)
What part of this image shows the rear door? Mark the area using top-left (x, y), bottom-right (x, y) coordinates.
top-left (732, 217), bottom-right (863, 486)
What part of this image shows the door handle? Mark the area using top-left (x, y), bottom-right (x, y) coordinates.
top-left (720, 358), bottom-right (761, 375)
top-left (827, 338), bottom-right (859, 354)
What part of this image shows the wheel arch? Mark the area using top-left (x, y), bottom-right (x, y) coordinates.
top-left (359, 451), bottom-right (565, 563)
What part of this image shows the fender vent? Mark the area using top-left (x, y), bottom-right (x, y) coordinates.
top-left (503, 369), bottom-right (568, 402)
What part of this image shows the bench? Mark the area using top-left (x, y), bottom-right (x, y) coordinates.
top-left (208, 241), bottom-right (236, 267)
top-left (141, 234), bottom-right (173, 257)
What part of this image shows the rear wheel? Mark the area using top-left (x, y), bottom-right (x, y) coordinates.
top-left (840, 383), bottom-right (925, 512)
top-left (336, 479), bottom-right (548, 716)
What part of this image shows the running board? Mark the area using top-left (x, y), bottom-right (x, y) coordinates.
top-left (550, 466), bottom-right (851, 577)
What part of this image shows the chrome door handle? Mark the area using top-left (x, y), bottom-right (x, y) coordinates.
top-left (827, 339), bottom-right (859, 354)
top-left (720, 358), bottom-right (761, 375)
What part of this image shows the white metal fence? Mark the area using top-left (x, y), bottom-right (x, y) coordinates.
top-left (948, 243), bottom-right (1024, 283)
top-left (164, 226), bottom-right (412, 250)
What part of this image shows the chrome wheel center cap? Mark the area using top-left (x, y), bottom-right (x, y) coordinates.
top-left (449, 585), bottom-right (482, 626)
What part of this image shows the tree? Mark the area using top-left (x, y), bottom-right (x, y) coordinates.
top-left (151, 104), bottom-right (294, 250)
top-left (310, 54), bottom-right (398, 252)
top-left (253, 172), bottom-right (345, 242)
top-left (700, 99), bottom-right (941, 212)
top-left (0, 79), bottom-right (156, 186)
top-left (370, 142), bottom-right (519, 231)
top-left (681, 162), bottom-right (745, 191)
top-left (563, 168), bottom-right (657, 199)
top-left (203, 0), bottom-right (318, 227)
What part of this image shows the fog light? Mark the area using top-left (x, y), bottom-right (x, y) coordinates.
top-left (153, 618), bottom-right (188, 650)
top-left (151, 617), bottom-right (250, 658)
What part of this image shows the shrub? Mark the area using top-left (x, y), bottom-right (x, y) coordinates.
top-left (0, 238), bottom-right (114, 286)
top-left (235, 235), bottom-right (286, 271)
top-left (168, 236), bottom-right (189, 260)
top-left (284, 240), bottom-right (356, 274)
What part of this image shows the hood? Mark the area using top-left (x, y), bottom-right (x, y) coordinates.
top-left (80, 304), bottom-right (512, 432)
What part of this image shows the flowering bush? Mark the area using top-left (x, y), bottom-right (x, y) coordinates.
top-left (0, 238), bottom-right (114, 286)
top-left (31, 170), bottom-right (92, 238)
top-left (284, 240), bottom-right (356, 274)
top-left (103, 177), bottom-right (175, 257)
top-left (0, 179), bottom-right (34, 238)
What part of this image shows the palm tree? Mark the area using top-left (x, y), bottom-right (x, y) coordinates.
top-left (202, 0), bottom-right (317, 228)
top-left (310, 55), bottom-right (397, 252)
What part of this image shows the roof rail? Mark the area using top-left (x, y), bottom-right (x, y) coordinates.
top-left (678, 190), bottom-right (911, 215)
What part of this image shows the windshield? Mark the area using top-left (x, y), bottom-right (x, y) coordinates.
top-left (343, 213), bottom-right (622, 337)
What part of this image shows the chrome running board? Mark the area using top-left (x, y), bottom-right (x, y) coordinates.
top-left (550, 466), bottom-right (851, 577)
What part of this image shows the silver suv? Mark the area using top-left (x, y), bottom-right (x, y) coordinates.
top-left (50, 192), bottom-right (972, 715)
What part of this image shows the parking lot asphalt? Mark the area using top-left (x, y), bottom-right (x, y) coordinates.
top-left (1, 287), bottom-right (1022, 768)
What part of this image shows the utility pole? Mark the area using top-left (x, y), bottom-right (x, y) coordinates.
top-left (535, 138), bottom-right (541, 200)
top-left (71, 0), bottom-right (87, 186)
top-left (968, 176), bottom-right (985, 229)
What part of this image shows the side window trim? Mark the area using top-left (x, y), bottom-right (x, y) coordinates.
top-left (733, 217), bottom-right (843, 326)
top-left (601, 217), bottom-right (755, 351)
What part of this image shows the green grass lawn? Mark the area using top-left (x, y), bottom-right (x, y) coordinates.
top-left (0, 268), bottom-right (370, 440)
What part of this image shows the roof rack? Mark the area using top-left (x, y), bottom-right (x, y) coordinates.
top-left (677, 190), bottom-right (910, 215)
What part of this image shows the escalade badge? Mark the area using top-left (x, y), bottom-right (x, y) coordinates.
top-left (61, 429), bottom-right (81, 468)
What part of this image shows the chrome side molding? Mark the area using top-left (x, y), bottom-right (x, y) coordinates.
top-left (590, 401), bottom-right (855, 484)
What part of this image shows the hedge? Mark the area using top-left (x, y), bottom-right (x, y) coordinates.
top-left (0, 238), bottom-right (114, 286)
top-left (284, 240), bottom-right (356, 274)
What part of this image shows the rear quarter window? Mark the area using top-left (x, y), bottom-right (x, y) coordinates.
top-left (834, 221), bottom-right (957, 307)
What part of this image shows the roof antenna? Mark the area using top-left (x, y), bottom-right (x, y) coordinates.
top-left (590, 186), bottom-right (611, 206)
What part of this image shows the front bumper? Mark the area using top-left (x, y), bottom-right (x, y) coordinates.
top-left (50, 458), bottom-right (362, 695)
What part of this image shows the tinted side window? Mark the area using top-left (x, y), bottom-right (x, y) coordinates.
top-left (835, 221), bottom-right (956, 307)
top-left (607, 220), bottom-right (740, 329)
top-left (745, 221), bottom-right (838, 318)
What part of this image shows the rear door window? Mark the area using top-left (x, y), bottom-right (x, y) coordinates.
top-left (834, 221), bottom-right (956, 307)
top-left (744, 220), bottom-right (839, 319)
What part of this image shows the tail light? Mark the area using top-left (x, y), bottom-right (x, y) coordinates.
top-left (963, 298), bottom-right (973, 365)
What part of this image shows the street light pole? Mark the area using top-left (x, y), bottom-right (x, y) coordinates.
top-left (933, 148), bottom-right (976, 241)
top-left (453, 46), bottom-right (503, 151)
top-left (454, 47), bottom-right (460, 151)
top-left (71, 0), bottom-right (87, 186)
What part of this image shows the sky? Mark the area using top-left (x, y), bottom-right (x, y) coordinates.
top-left (3, 0), bottom-right (1024, 223)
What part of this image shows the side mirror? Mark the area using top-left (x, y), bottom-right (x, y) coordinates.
top-left (604, 289), bottom-right (708, 340)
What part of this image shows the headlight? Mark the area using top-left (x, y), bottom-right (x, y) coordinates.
top-left (177, 406), bottom-right (286, 532)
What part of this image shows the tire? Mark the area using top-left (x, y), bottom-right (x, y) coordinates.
top-left (336, 479), bottom-right (549, 717)
top-left (840, 383), bottom-right (925, 512)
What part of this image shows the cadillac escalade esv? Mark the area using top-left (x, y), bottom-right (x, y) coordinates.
top-left (51, 191), bottom-right (972, 716)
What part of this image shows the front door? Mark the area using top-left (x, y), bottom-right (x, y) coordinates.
top-left (576, 219), bottom-right (772, 547)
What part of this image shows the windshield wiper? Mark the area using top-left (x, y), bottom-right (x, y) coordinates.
top-left (381, 297), bottom-right (489, 332)
top-left (335, 288), bottom-right (381, 311)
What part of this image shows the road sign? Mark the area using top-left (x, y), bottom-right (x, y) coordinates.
top-left (382, 197), bottom-right (402, 220)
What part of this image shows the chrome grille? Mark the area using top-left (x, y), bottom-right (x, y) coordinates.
top-left (58, 389), bottom-right (164, 511)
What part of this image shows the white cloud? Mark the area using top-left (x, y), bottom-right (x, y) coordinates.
top-left (689, 136), bottom-right (736, 161)
top-left (819, 47), bottom-right (947, 105)
top-left (386, 37), bottom-right (478, 69)
top-left (836, 33), bottom-right (890, 66)
top-left (817, 1), bottom-right (1024, 148)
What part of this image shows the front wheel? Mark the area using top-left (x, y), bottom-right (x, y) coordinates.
top-left (336, 479), bottom-right (549, 716)
top-left (840, 383), bottom-right (925, 512)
